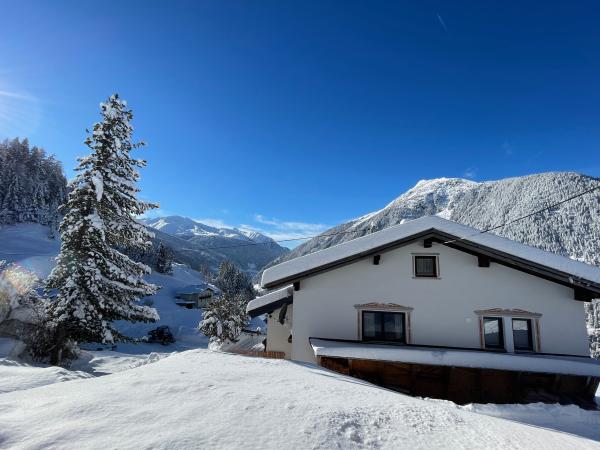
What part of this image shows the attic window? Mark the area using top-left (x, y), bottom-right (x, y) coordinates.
top-left (413, 255), bottom-right (438, 278)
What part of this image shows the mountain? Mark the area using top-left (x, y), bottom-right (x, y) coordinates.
top-left (141, 215), bottom-right (289, 274)
top-left (264, 172), bottom-right (600, 270)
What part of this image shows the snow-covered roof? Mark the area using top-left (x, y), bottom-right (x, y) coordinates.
top-left (246, 284), bottom-right (294, 317)
top-left (261, 216), bottom-right (600, 291)
top-left (310, 339), bottom-right (600, 377)
top-left (176, 283), bottom-right (219, 294)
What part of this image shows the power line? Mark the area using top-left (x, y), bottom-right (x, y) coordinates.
top-left (161, 182), bottom-right (600, 252)
top-left (442, 182), bottom-right (600, 245)
top-left (176, 227), bottom-right (366, 252)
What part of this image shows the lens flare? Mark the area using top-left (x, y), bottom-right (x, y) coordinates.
top-left (0, 262), bottom-right (38, 301)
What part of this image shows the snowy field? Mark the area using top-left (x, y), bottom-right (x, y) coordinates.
top-left (1, 349), bottom-right (599, 449)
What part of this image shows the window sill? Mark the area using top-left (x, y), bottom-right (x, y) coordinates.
top-left (362, 340), bottom-right (407, 346)
top-left (412, 276), bottom-right (442, 280)
top-left (483, 347), bottom-right (507, 353)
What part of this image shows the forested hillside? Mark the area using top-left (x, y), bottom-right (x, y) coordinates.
top-left (0, 138), bottom-right (67, 228)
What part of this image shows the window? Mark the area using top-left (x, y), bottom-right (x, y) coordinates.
top-left (413, 255), bottom-right (438, 278)
top-left (483, 317), bottom-right (504, 350)
top-left (512, 319), bottom-right (534, 352)
top-left (362, 311), bottom-right (405, 343)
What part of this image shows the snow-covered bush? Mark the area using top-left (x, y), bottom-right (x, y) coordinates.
top-left (0, 261), bottom-right (51, 358)
top-left (199, 292), bottom-right (249, 343)
top-left (0, 261), bottom-right (39, 321)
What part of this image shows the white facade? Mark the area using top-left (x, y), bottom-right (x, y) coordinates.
top-left (265, 305), bottom-right (293, 356)
top-left (266, 241), bottom-right (590, 363)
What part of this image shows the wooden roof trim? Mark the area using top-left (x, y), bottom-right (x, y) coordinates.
top-left (247, 295), bottom-right (293, 318)
top-left (263, 229), bottom-right (436, 288)
top-left (263, 229), bottom-right (600, 299)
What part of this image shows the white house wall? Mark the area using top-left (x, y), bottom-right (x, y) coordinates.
top-left (266, 305), bottom-right (293, 357)
top-left (289, 241), bottom-right (590, 363)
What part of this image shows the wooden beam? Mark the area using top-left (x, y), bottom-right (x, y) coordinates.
top-left (373, 255), bottom-right (381, 265)
top-left (478, 255), bottom-right (490, 267)
top-left (574, 287), bottom-right (595, 301)
top-left (293, 281), bottom-right (300, 291)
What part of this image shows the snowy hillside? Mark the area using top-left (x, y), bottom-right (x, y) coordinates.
top-left (142, 215), bottom-right (289, 274)
top-left (1, 349), bottom-right (599, 449)
top-left (0, 223), bottom-right (261, 348)
top-left (0, 223), bottom-right (60, 278)
top-left (267, 172), bottom-right (600, 269)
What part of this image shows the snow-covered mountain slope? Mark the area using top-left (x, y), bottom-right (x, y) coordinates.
top-left (142, 215), bottom-right (289, 274)
top-left (1, 349), bottom-right (598, 449)
top-left (266, 172), bottom-right (600, 271)
top-left (0, 223), bottom-right (266, 348)
top-left (142, 215), bottom-right (275, 243)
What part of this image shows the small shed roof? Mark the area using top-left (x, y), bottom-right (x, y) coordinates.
top-left (310, 338), bottom-right (600, 377)
top-left (176, 283), bottom-right (219, 295)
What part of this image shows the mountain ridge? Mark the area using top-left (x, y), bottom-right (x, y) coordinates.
top-left (141, 215), bottom-right (289, 274)
top-left (263, 172), bottom-right (600, 274)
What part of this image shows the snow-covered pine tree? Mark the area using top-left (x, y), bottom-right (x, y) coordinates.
top-left (200, 261), bottom-right (253, 344)
top-left (0, 138), bottom-right (67, 226)
top-left (155, 242), bottom-right (173, 275)
top-left (214, 260), bottom-right (255, 302)
top-left (199, 292), bottom-right (249, 343)
top-left (45, 94), bottom-right (159, 364)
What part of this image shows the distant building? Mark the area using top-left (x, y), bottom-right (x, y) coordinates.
top-left (174, 283), bottom-right (220, 309)
top-left (247, 216), bottom-right (600, 406)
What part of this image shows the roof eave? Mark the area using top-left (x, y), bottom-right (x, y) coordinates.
top-left (262, 229), bottom-right (600, 300)
top-left (247, 295), bottom-right (293, 318)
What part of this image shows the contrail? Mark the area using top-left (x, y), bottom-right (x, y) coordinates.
top-left (437, 13), bottom-right (448, 31)
top-left (0, 90), bottom-right (36, 101)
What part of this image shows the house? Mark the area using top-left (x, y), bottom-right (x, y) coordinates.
top-left (247, 216), bottom-right (600, 405)
top-left (174, 283), bottom-right (219, 309)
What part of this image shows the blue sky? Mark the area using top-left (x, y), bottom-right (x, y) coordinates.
top-left (1, 1), bottom-right (599, 246)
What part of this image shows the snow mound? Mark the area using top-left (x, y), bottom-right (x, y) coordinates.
top-left (0, 350), bottom-right (597, 449)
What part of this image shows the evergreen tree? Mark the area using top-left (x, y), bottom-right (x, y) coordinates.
top-left (199, 292), bottom-right (249, 343)
top-left (155, 242), bottom-right (173, 275)
top-left (0, 138), bottom-right (67, 226)
top-left (214, 260), bottom-right (254, 302)
top-left (199, 260), bottom-right (253, 343)
top-left (197, 264), bottom-right (215, 283)
top-left (45, 94), bottom-right (159, 364)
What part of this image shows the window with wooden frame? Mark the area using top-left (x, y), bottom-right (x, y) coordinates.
top-left (482, 317), bottom-right (504, 350)
top-left (475, 309), bottom-right (541, 353)
top-left (355, 303), bottom-right (413, 344)
top-left (512, 318), bottom-right (534, 352)
top-left (361, 310), bottom-right (406, 343)
top-left (413, 255), bottom-right (438, 278)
